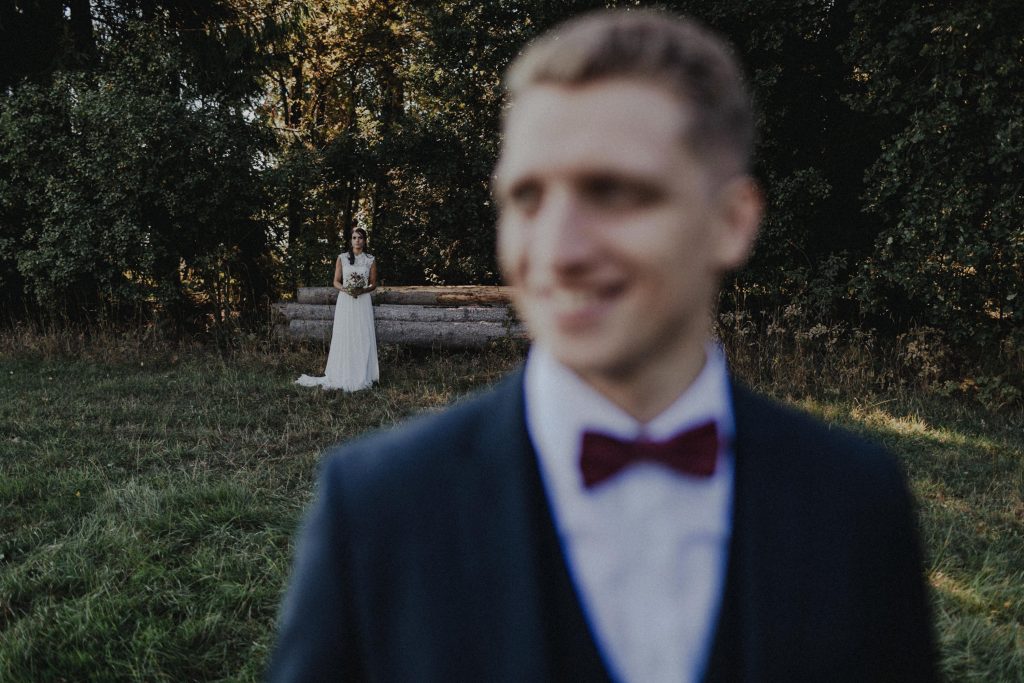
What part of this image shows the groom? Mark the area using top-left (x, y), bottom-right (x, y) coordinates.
top-left (269, 9), bottom-right (937, 682)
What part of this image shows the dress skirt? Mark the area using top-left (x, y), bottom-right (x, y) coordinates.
top-left (296, 291), bottom-right (379, 392)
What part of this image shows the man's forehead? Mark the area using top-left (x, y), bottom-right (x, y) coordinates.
top-left (496, 81), bottom-right (692, 182)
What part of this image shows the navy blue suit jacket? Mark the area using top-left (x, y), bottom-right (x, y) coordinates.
top-left (268, 370), bottom-right (937, 681)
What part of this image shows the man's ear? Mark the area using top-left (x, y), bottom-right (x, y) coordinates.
top-left (713, 174), bottom-right (763, 272)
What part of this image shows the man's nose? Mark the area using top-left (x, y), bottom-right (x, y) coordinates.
top-left (532, 190), bottom-right (597, 273)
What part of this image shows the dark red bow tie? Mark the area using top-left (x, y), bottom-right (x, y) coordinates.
top-left (579, 420), bottom-right (719, 488)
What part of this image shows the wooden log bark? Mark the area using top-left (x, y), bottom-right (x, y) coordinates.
top-left (377, 320), bottom-right (525, 347)
top-left (273, 302), bottom-right (333, 321)
top-left (273, 302), bottom-right (515, 324)
top-left (284, 318), bottom-right (526, 348)
top-left (295, 285), bottom-right (513, 306)
top-left (293, 288), bottom-right (339, 305)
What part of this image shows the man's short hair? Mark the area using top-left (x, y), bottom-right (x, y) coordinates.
top-left (504, 9), bottom-right (755, 179)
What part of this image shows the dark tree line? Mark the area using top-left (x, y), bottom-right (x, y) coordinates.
top-left (1, 1), bottom-right (1021, 373)
top-left (1, 0), bottom-right (278, 331)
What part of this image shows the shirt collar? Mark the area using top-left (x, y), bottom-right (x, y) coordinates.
top-left (525, 342), bottom-right (735, 448)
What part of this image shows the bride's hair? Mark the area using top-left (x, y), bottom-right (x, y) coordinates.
top-left (348, 228), bottom-right (367, 265)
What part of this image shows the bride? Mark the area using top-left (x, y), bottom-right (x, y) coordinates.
top-left (296, 228), bottom-right (380, 391)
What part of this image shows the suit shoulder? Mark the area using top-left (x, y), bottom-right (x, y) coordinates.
top-left (730, 383), bottom-right (922, 551)
top-left (731, 383), bottom-right (905, 486)
top-left (319, 371), bottom-right (521, 490)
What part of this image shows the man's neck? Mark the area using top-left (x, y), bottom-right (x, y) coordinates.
top-left (577, 342), bottom-right (709, 424)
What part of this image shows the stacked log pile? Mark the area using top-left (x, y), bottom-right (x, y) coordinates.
top-left (273, 286), bottom-right (527, 348)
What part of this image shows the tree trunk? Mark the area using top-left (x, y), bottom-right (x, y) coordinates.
top-left (68, 0), bottom-right (97, 67)
top-left (237, 218), bottom-right (274, 326)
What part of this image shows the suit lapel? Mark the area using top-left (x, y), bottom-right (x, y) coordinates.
top-left (477, 369), bottom-right (613, 681)
top-left (705, 381), bottom-right (777, 682)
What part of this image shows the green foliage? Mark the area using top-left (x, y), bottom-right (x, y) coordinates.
top-left (844, 1), bottom-right (1023, 358)
top-left (0, 9), bottom-right (275, 330)
top-left (0, 70), bottom-right (271, 327)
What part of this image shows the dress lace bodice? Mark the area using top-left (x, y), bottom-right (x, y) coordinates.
top-left (341, 252), bottom-right (374, 280)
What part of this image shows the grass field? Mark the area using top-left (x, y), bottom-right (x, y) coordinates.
top-left (1, 330), bottom-right (1021, 680)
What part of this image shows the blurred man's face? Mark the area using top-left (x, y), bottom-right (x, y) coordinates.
top-left (495, 80), bottom-right (756, 390)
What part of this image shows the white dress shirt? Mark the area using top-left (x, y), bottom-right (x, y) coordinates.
top-left (524, 344), bottom-right (736, 683)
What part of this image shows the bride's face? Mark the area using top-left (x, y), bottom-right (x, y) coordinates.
top-left (351, 232), bottom-right (366, 252)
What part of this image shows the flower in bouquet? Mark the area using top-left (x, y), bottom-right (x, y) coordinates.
top-left (344, 272), bottom-right (368, 297)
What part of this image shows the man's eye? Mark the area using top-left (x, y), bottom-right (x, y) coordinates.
top-left (582, 179), bottom-right (656, 208)
top-left (508, 184), bottom-right (542, 213)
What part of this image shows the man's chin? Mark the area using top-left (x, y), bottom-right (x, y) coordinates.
top-left (543, 336), bottom-right (630, 381)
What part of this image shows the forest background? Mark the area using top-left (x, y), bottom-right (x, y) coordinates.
top-left (1, 0), bottom-right (1022, 406)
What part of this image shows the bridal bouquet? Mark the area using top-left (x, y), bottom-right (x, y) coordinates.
top-left (344, 272), bottom-right (368, 298)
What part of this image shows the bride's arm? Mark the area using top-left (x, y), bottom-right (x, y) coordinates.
top-left (332, 257), bottom-right (344, 290)
top-left (364, 261), bottom-right (378, 293)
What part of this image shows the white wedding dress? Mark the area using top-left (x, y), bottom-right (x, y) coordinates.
top-left (296, 252), bottom-right (379, 391)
